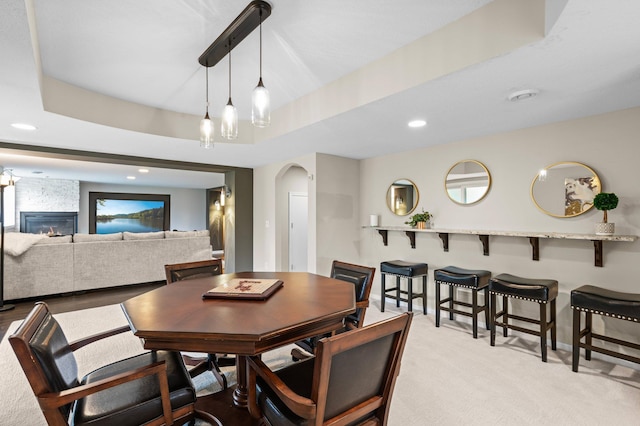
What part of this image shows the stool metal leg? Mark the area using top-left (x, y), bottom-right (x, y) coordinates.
top-left (585, 311), bottom-right (592, 360)
top-left (396, 276), bottom-right (401, 308)
top-left (572, 308), bottom-right (581, 372)
top-left (435, 281), bottom-right (441, 327)
top-left (540, 302), bottom-right (548, 362)
top-left (422, 275), bottom-right (427, 315)
top-left (502, 296), bottom-right (509, 337)
top-left (381, 274), bottom-right (386, 312)
top-left (472, 288), bottom-right (478, 339)
top-left (408, 278), bottom-right (413, 312)
top-left (449, 286), bottom-right (455, 320)
top-left (490, 292), bottom-right (497, 346)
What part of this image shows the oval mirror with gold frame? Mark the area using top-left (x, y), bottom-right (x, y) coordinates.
top-left (445, 160), bottom-right (491, 205)
top-left (531, 161), bottom-right (601, 218)
top-left (387, 179), bottom-right (419, 216)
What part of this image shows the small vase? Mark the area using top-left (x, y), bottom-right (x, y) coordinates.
top-left (416, 221), bottom-right (430, 230)
top-left (595, 222), bottom-right (615, 235)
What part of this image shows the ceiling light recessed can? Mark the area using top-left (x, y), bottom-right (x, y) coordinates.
top-left (408, 119), bottom-right (427, 128)
top-left (126, 176), bottom-right (136, 180)
top-left (11, 122), bottom-right (37, 131)
top-left (507, 89), bottom-right (539, 102)
top-left (138, 168), bottom-right (149, 173)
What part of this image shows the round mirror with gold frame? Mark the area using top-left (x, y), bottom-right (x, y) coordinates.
top-left (445, 160), bottom-right (491, 205)
top-left (530, 161), bottom-right (601, 218)
top-left (387, 179), bottom-right (419, 216)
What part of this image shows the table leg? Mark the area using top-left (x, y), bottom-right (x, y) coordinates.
top-left (233, 355), bottom-right (249, 408)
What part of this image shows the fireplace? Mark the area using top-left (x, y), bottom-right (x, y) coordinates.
top-left (20, 211), bottom-right (78, 235)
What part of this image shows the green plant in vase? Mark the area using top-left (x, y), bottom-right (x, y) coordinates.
top-left (405, 209), bottom-right (432, 229)
top-left (593, 192), bottom-right (618, 235)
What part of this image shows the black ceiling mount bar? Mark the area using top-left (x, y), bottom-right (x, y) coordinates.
top-left (198, 1), bottom-right (272, 67)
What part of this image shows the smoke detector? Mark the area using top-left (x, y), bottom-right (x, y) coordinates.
top-left (507, 89), bottom-right (539, 102)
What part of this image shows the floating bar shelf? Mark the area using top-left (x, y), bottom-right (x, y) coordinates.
top-left (370, 226), bottom-right (637, 267)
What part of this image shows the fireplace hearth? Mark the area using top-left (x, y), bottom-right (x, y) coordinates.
top-left (20, 211), bottom-right (78, 235)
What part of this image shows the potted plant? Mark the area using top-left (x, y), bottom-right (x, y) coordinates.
top-left (405, 209), bottom-right (432, 229)
top-left (593, 192), bottom-right (618, 235)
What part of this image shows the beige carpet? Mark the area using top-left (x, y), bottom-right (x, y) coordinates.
top-left (1, 302), bottom-right (639, 425)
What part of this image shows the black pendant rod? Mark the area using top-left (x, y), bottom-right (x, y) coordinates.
top-left (198, 0), bottom-right (272, 68)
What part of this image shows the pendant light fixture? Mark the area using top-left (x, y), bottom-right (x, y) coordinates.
top-left (199, 65), bottom-right (214, 149)
top-left (221, 44), bottom-right (238, 140)
top-left (251, 9), bottom-right (270, 127)
top-left (198, 1), bottom-right (271, 142)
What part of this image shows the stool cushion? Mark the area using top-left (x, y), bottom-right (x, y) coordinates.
top-left (434, 266), bottom-right (491, 288)
top-left (489, 273), bottom-right (558, 302)
top-left (571, 285), bottom-right (640, 321)
top-left (381, 260), bottom-right (428, 277)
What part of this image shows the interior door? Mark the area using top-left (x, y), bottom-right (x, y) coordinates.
top-left (288, 192), bottom-right (308, 272)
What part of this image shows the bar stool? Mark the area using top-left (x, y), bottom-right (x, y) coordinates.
top-left (489, 273), bottom-right (558, 362)
top-left (380, 260), bottom-right (428, 314)
top-left (571, 285), bottom-right (640, 372)
top-left (433, 266), bottom-right (491, 338)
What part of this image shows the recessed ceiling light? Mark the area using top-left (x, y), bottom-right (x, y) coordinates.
top-left (507, 89), bottom-right (539, 102)
top-left (11, 122), bottom-right (37, 131)
top-left (138, 168), bottom-right (149, 173)
top-left (408, 119), bottom-right (427, 128)
top-left (32, 171), bottom-right (43, 174)
top-left (126, 176), bottom-right (136, 180)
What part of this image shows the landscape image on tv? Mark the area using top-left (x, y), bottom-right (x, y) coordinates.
top-left (96, 199), bottom-right (165, 234)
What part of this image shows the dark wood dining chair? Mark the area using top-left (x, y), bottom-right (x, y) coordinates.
top-left (9, 301), bottom-right (220, 426)
top-left (248, 312), bottom-right (413, 425)
top-left (164, 258), bottom-right (234, 390)
top-left (291, 260), bottom-right (376, 360)
top-left (165, 258), bottom-right (223, 283)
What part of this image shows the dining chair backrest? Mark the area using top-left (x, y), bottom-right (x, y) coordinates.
top-left (317, 312), bottom-right (411, 423)
top-left (249, 312), bottom-right (413, 425)
top-left (165, 258), bottom-right (223, 284)
top-left (10, 302), bottom-right (80, 422)
top-left (330, 260), bottom-right (376, 328)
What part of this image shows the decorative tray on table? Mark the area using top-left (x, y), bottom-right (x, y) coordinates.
top-left (202, 278), bottom-right (283, 300)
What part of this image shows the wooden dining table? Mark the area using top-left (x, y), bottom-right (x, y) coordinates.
top-left (121, 271), bottom-right (355, 422)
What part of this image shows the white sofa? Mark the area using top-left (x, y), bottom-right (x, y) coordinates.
top-left (3, 230), bottom-right (212, 300)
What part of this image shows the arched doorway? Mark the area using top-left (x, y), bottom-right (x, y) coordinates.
top-left (275, 164), bottom-right (310, 272)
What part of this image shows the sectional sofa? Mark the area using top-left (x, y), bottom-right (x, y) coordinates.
top-left (3, 230), bottom-right (213, 300)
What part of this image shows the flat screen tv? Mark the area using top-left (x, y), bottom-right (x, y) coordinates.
top-left (89, 192), bottom-right (170, 234)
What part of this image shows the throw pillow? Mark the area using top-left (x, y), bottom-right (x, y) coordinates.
top-left (73, 233), bottom-right (123, 242)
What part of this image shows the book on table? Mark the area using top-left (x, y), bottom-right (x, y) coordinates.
top-left (203, 278), bottom-right (283, 300)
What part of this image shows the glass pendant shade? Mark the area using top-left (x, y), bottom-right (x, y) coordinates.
top-left (200, 112), bottom-right (214, 149)
top-left (252, 78), bottom-right (270, 127)
top-left (199, 65), bottom-right (214, 149)
top-left (221, 99), bottom-right (238, 140)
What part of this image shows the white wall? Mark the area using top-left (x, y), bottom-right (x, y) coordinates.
top-left (254, 107), bottom-right (640, 348)
top-left (253, 154), bottom-right (316, 272)
top-left (79, 182), bottom-right (209, 233)
top-left (253, 153), bottom-right (361, 277)
top-left (315, 153), bottom-right (361, 274)
top-left (359, 107), bottom-right (640, 347)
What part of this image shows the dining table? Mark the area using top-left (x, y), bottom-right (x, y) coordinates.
top-left (121, 271), bottom-right (356, 424)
